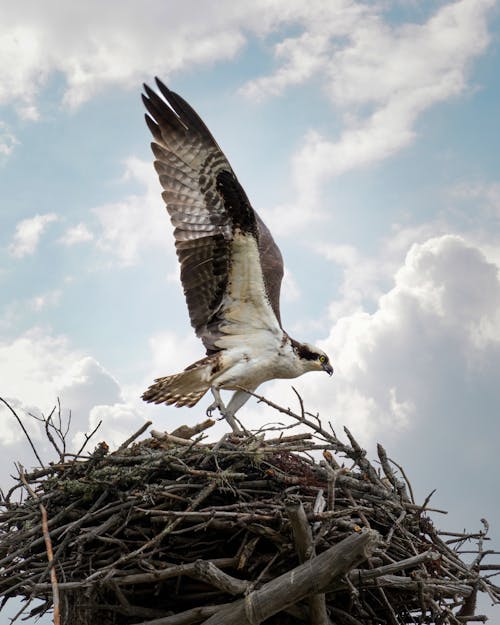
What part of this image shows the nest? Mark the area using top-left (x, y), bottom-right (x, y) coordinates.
top-left (0, 394), bottom-right (499, 624)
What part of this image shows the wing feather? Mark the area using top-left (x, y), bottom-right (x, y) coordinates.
top-left (143, 78), bottom-right (284, 352)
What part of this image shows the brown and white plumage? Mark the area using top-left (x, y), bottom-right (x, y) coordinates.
top-left (142, 79), bottom-right (333, 431)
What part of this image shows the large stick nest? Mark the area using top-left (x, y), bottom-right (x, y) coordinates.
top-left (0, 394), bottom-right (499, 624)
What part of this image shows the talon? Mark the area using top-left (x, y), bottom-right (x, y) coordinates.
top-left (206, 402), bottom-right (217, 418)
top-left (208, 388), bottom-right (226, 416)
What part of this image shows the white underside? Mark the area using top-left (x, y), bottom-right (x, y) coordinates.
top-left (213, 338), bottom-right (310, 390)
top-left (203, 231), bottom-right (317, 391)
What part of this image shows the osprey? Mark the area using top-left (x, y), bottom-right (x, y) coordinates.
top-left (142, 79), bottom-right (333, 431)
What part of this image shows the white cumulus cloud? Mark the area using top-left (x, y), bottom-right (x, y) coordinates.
top-left (0, 329), bottom-right (145, 488)
top-left (8, 213), bottom-right (58, 258)
top-left (93, 157), bottom-right (169, 266)
top-left (273, 234), bottom-right (500, 447)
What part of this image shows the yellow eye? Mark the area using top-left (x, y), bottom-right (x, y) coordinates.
top-left (319, 355), bottom-right (326, 363)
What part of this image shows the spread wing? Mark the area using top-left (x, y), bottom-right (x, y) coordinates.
top-left (142, 78), bottom-right (284, 354)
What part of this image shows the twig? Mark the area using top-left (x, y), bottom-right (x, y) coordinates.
top-left (75, 419), bottom-right (103, 457)
top-left (117, 420), bottom-right (152, 450)
top-left (388, 456), bottom-right (415, 504)
top-left (18, 467), bottom-right (60, 625)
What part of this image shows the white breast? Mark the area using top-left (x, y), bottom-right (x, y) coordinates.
top-left (213, 335), bottom-right (305, 391)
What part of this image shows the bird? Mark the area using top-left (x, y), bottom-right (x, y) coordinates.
top-left (141, 78), bottom-right (333, 432)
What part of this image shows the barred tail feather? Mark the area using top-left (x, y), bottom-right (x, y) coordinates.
top-left (142, 361), bottom-right (213, 408)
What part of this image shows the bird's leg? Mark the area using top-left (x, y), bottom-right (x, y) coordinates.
top-left (222, 389), bottom-right (254, 434)
top-left (206, 387), bottom-right (241, 433)
top-left (225, 389), bottom-right (252, 419)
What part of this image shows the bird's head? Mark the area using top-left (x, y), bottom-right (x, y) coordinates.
top-left (292, 341), bottom-right (333, 376)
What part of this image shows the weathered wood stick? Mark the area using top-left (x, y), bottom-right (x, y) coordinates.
top-left (201, 529), bottom-right (380, 625)
top-left (134, 603), bottom-right (230, 625)
top-left (29, 558), bottom-right (237, 591)
top-left (18, 467), bottom-right (61, 625)
top-left (170, 419), bottom-right (215, 439)
top-left (286, 497), bottom-right (330, 625)
top-left (348, 549), bottom-right (439, 582)
top-left (286, 498), bottom-right (313, 559)
top-left (192, 560), bottom-right (250, 595)
top-left (150, 430), bottom-right (206, 447)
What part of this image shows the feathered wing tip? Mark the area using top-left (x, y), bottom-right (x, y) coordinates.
top-left (142, 362), bottom-right (213, 408)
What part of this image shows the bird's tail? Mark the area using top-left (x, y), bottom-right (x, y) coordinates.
top-left (142, 358), bottom-right (214, 408)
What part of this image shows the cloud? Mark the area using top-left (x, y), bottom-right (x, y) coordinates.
top-left (282, 268), bottom-right (301, 302)
top-left (0, 326), bottom-right (214, 475)
top-left (0, 330), bottom-right (78, 453)
top-left (1, 2), bottom-right (494, 245)
top-left (1, 0), bottom-right (491, 121)
top-left (93, 157), bottom-right (170, 266)
top-left (0, 2), bottom-right (236, 113)
top-left (145, 330), bottom-right (203, 379)
top-left (270, 234), bottom-right (500, 449)
top-left (318, 221), bottom-right (449, 320)
top-left (455, 181), bottom-right (500, 214)
top-left (8, 213), bottom-right (58, 258)
top-left (0, 330), bottom-right (95, 424)
top-left (0, 329), bottom-right (144, 487)
top-left (300, 0), bottom-right (493, 175)
top-left (0, 0), bottom-right (313, 114)
top-left (81, 403), bottom-right (148, 449)
top-left (259, 0), bottom-right (495, 235)
top-left (318, 234), bottom-right (500, 535)
top-left (0, 323), bottom-right (220, 488)
top-left (240, 31), bottom-right (332, 101)
top-left (319, 243), bottom-right (391, 319)
top-left (59, 222), bottom-right (94, 245)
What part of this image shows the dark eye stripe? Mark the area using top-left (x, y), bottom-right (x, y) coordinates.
top-left (291, 339), bottom-right (326, 362)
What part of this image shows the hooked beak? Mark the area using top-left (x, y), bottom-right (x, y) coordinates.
top-left (322, 362), bottom-right (334, 376)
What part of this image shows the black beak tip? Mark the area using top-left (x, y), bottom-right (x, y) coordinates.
top-left (323, 364), bottom-right (334, 376)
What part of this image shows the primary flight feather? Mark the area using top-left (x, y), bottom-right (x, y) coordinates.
top-left (142, 78), bottom-right (333, 431)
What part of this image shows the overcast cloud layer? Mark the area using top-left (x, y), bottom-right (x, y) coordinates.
top-left (1, 1), bottom-right (500, 621)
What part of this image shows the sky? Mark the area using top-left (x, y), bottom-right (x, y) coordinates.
top-left (1, 0), bottom-right (500, 621)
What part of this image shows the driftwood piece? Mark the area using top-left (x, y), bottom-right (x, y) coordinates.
top-left (286, 496), bottom-right (330, 625)
top-left (202, 530), bottom-right (379, 625)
